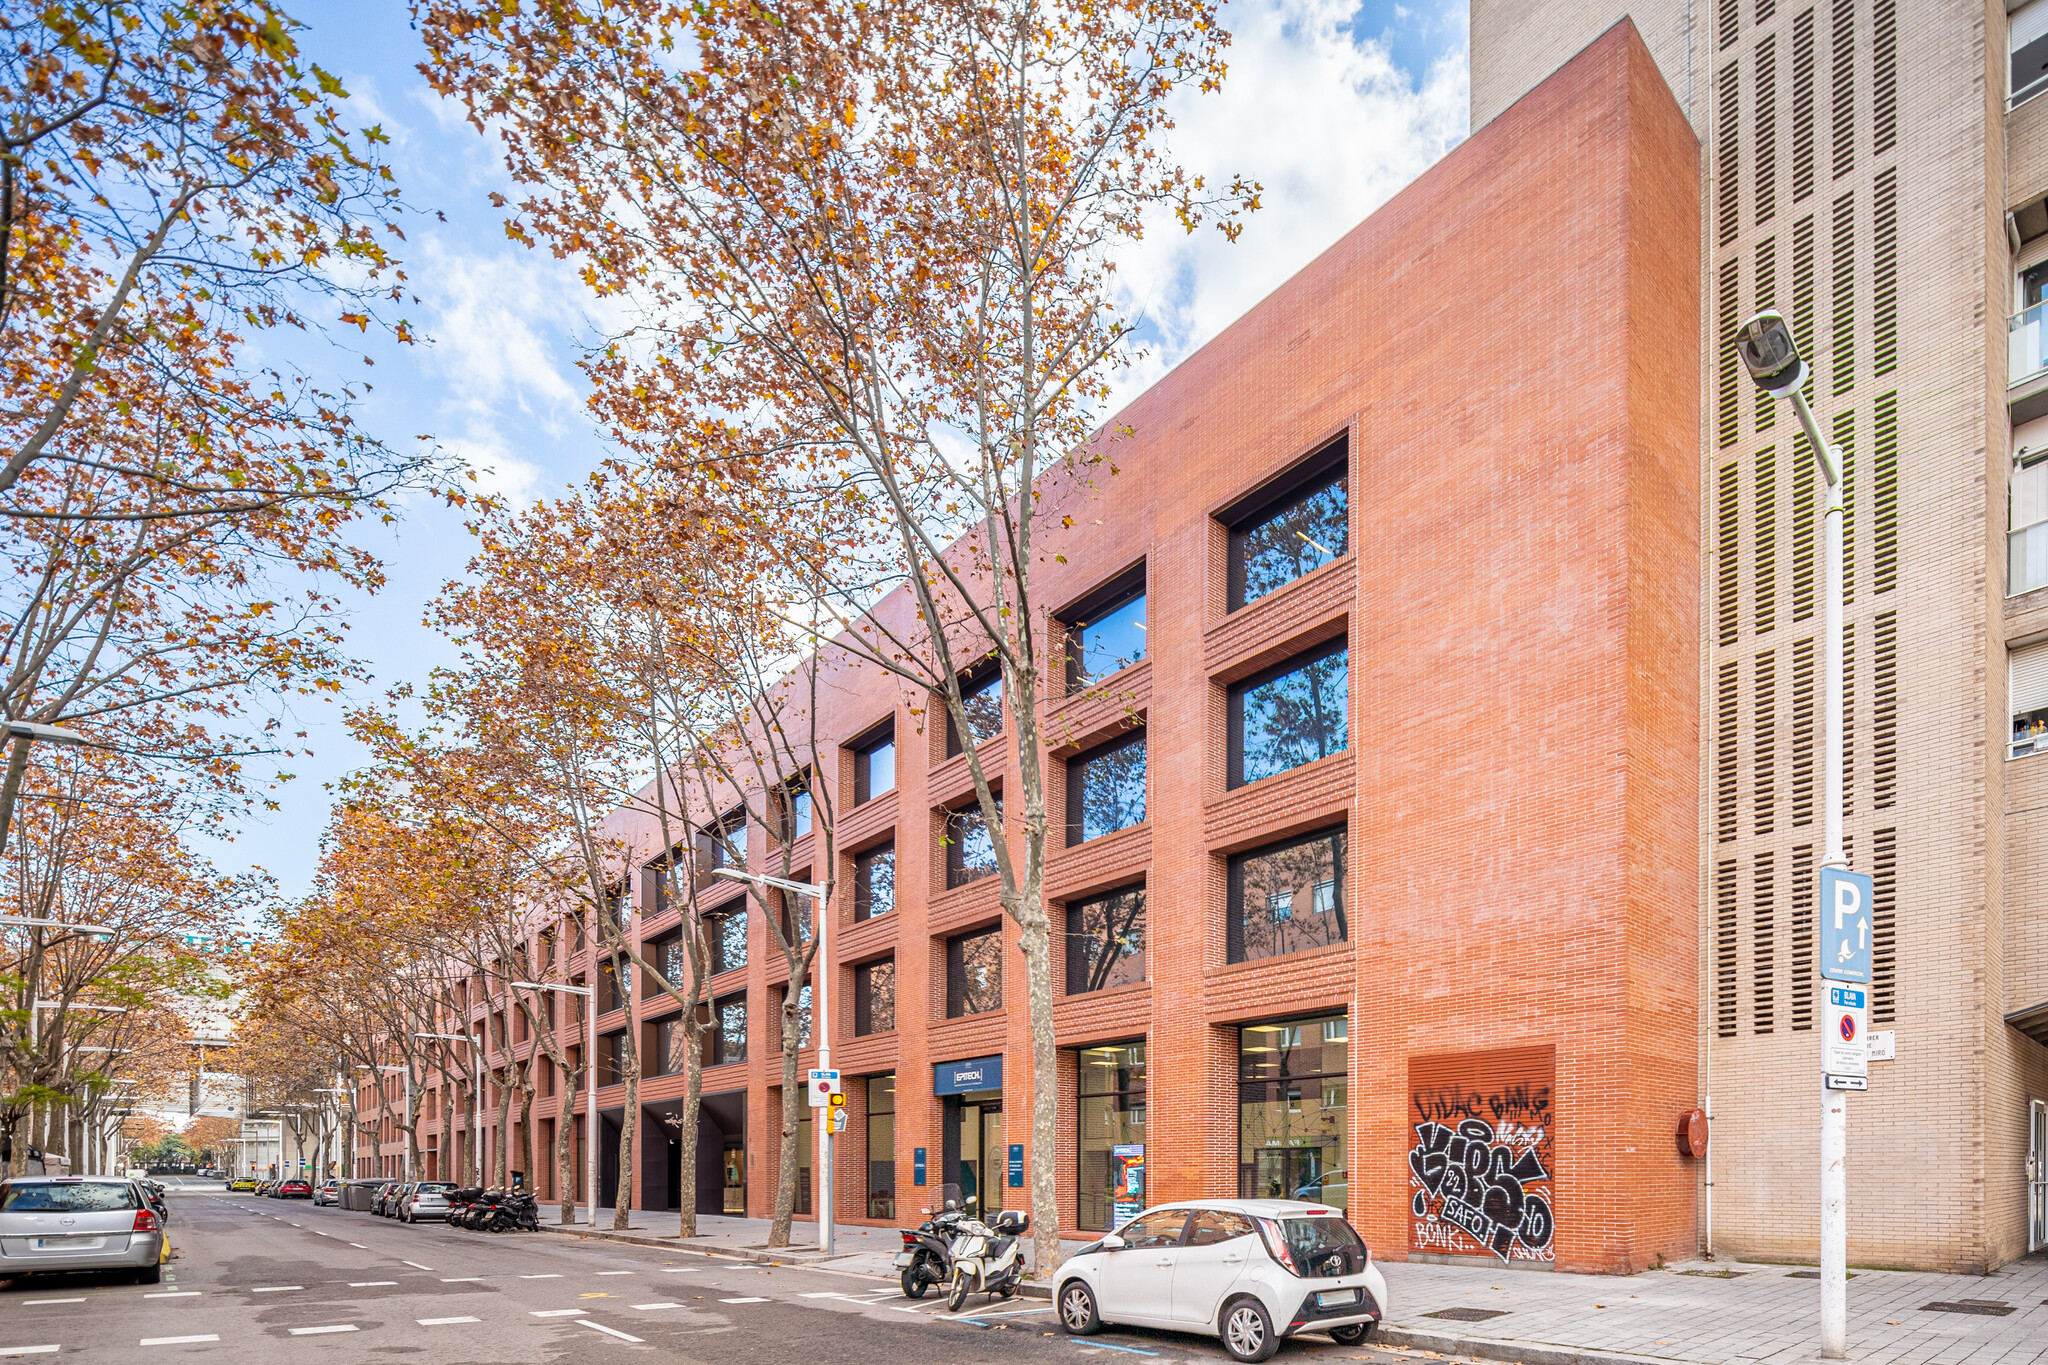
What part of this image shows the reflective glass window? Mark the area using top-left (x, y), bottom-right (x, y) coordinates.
top-left (1230, 642), bottom-right (1349, 787)
top-left (1227, 828), bottom-right (1347, 964)
top-left (1064, 887), bottom-right (1146, 994)
top-left (1067, 733), bottom-right (1146, 844)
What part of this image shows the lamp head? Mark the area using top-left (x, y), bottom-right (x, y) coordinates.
top-left (1735, 310), bottom-right (1806, 395)
top-left (5, 722), bottom-right (88, 747)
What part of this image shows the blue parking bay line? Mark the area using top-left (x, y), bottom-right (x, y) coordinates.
top-left (1087, 1346), bottom-right (1159, 1357)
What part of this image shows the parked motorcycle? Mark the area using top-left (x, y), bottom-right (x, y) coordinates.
top-left (485, 1191), bottom-right (539, 1232)
top-left (944, 1207), bottom-right (1030, 1312)
top-left (445, 1186), bottom-right (486, 1229)
top-left (895, 1199), bottom-right (970, 1298)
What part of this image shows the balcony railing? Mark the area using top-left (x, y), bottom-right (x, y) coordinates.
top-left (2013, 303), bottom-right (2048, 388)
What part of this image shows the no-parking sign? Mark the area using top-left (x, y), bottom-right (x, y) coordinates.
top-left (1822, 984), bottom-right (1869, 1080)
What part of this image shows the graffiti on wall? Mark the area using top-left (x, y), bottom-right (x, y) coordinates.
top-left (1408, 1049), bottom-right (1555, 1263)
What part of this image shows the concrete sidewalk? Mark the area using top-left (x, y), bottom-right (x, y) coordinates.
top-left (533, 1207), bottom-right (2047, 1365)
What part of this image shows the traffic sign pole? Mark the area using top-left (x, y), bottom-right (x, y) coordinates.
top-left (1813, 386), bottom-right (1850, 1361)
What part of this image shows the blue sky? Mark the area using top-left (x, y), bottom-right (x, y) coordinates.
top-left (207, 0), bottom-right (1470, 903)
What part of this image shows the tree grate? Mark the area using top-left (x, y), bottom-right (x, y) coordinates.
top-left (1919, 1301), bottom-right (2013, 1316)
top-left (1425, 1308), bottom-right (1509, 1323)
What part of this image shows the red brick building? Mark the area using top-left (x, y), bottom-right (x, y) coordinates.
top-left (363, 23), bottom-right (1701, 1275)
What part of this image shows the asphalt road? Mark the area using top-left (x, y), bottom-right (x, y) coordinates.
top-left (0, 1190), bottom-right (1433, 1362)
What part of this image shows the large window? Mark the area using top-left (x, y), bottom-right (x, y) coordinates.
top-left (1230, 641), bottom-right (1348, 787)
top-left (855, 957), bottom-right (896, 1036)
top-left (1238, 1015), bottom-right (1347, 1206)
top-left (854, 842), bottom-right (896, 921)
top-left (853, 723), bottom-right (896, 804)
top-left (2015, 640), bottom-right (2048, 757)
top-left (601, 1031), bottom-right (629, 1087)
top-left (653, 1013), bottom-right (690, 1076)
top-left (2017, 0), bottom-right (2048, 106)
top-left (946, 926), bottom-right (1003, 1018)
top-left (597, 956), bottom-right (631, 1014)
top-left (1225, 441), bottom-right (1348, 611)
top-left (1076, 1042), bottom-right (1146, 1232)
top-left (1067, 733), bottom-right (1146, 844)
top-left (1065, 887), bottom-right (1146, 994)
top-left (947, 667), bottom-right (1004, 756)
top-left (783, 778), bottom-right (812, 840)
top-left (2015, 450), bottom-right (2048, 596)
top-left (706, 907), bottom-right (747, 976)
top-left (1061, 569), bottom-right (1147, 690)
top-left (945, 801), bottom-right (1000, 888)
top-left (1228, 828), bottom-right (1347, 964)
top-left (867, 1076), bottom-right (896, 1219)
top-left (694, 811), bottom-right (746, 890)
top-left (708, 993), bottom-right (746, 1066)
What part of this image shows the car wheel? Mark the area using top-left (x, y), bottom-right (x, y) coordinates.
top-left (135, 1263), bottom-right (162, 1286)
top-left (1220, 1297), bottom-right (1279, 1363)
top-left (1329, 1323), bottom-right (1372, 1345)
top-left (1057, 1280), bottom-right (1102, 1336)
top-left (946, 1271), bottom-right (970, 1313)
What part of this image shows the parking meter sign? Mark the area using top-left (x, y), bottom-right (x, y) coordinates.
top-left (1819, 867), bottom-right (1874, 984)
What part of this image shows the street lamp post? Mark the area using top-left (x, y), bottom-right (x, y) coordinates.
top-left (0, 722), bottom-right (89, 856)
top-left (313, 1088), bottom-right (350, 1180)
top-left (356, 1065), bottom-right (411, 1182)
top-left (714, 867), bottom-right (833, 1255)
top-left (1738, 310), bottom-right (1851, 1360)
top-left (512, 980), bottom-right (596, 1226)
top-left (414, 1032), bottom-right (485, 1182)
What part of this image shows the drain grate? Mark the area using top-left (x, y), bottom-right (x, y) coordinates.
top-left (1786, 1270), bottom-right (1856, 1279)
top-left (1425, 1308), bottom-right (1510, 1323)
top-left (1678, 1269), bottom-right (1749, 1278)
top-left (1919, 1301), bottom-right (2014, 1316)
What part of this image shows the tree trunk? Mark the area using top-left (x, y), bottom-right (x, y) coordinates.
top-left (518, 1084), bottom-right (534, 1192)
top-left (495, 1065), bottom-right (516, 1189)
top-left (769, 1000), bottom-right (801, 1247)
top-left (612, 1049), bottom-right (640, 1229)
top-left (677, 1034), bottom-right (702, 1237)
top-left (556, 1062), bottom-right (580, 1223)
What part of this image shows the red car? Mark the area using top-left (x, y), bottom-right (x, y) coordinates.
top-left (276, 1180), bottom-right (313, 1200)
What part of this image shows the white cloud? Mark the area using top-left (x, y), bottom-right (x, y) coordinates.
top-left (441, 434), bottom-right (547, 507)
top-left (1108, 0), bottom-right (1469, 400)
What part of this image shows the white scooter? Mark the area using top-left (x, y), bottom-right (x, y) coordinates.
top-left (945, 1207), bottom-right (1030, 1311)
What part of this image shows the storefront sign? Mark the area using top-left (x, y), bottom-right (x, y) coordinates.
top-left (913, 1147), bottom-right (926, 1186)
top-left (1007, 1144), bottom-right (1023, 1187)
top-left (1110, 1144), bottom-right (1145, 1227)
top-left (933, 1055), bottom-right (1003, 1096)
top-left (1408, 1046), bottom-right (1556, 1264)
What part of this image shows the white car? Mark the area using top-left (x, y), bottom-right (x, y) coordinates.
top-left (1053, 1199), bottom-right (1386, 1363)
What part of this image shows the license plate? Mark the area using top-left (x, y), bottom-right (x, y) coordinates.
top-left (1317, 1289), bottom-right (1360, 1308)
top-left (892, 1252), bottom-right (913, 1267)
top-left (34, 1238), bottom-right (103, 1251)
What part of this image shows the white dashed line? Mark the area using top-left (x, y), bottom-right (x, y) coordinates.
top-left (630, 1302), bottom-right (682, 1310)
top-left (579, 1322), bottom-right (643, 1343)
top-left (798, 1292), bottom-right (847, 1298)
top-left (518, 1274), bottom-right (561, 1279)
top-left (417, 1317), bottom-right (479, 1326)
top-left (141, 1336), bottom-right (219, 1346)
top-left (440, 1277), bottom-right (484, 1283)
top-left (143, 1292), bottom-right (199, 1299)
top-left (347, 1243), bottom-right (367, 1249)
top-left (348, 1281), bottom-right (396, 1287)
top-left (0, 1347), bottom-right (59, 1357)
top-left (401, 1261), bottom-right (433, 1271)
top-left (718, 1297), bottom-right (771, 1304)
top-left (659, 1267), bottom-right (698, 1272)
top-left (288, 1325), bottom-right (359, 1336)
top-left (251, 1286), bottom-right (302, 1293)
top-left (530, 1309), bottom-right (586, 1318)
top-left (19, 1300), bottom-right (82, 1307)
top-left (593, 1270), bottom-right (633, 1275)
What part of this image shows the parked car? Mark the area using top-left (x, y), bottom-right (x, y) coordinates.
top-left (0, 1176), bottom-right (167, 1285)
top-left (312, 1180), bottom-right (341, 1207)
top-left (370, 1181), bottom-right (403, 1217)
top-left (227, 1176), bottom-right (256, 1192)
top-left (276, 1179), bottom-right (312, 1200)
top-left (398, 1182), bottom-right (455, 1223)
top-left (1053, 1200), bottom-right (1386, 1363)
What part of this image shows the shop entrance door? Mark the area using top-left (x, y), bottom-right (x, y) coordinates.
top-left (1247, 1146), bottom-right (1334, 1203)
top-left (943, 1089), bottom-right (1004, 1214)
top-left (2030, 1099), bottom-right (2047, 1252)
top-left (722, 1141), bottom-right (745, 1215)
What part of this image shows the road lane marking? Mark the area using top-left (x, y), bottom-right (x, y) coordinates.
top-left (312, 1231), bottom-right (330, 1237)
top-left (19, 1301), bottom-right (82, 1307)
top-left (717, 1297), bottom-right (770, 1304)
top-left (658, 1267), bottom-right (698, 1272)
top-left (251, 1286), bottom-right (302, 1292)
top-left (519, 1274), bottom-right (562, 1279)
top-left (0, 1347), bottom-right (59, 1356)
top-left (401, 1261), bottom-right (433, 1271)
top-left (143, 1292), bottom-right (199, 1299)
top-left (529, 1309), bottom-right (586, 1317)
top-left (1086, 1346), bottom-right (1159, 1357)
top-left (347, 1244), bottom-right (367, 1249)
top-left (348, 1281), bottom-right (397, 1287)
top-left (630, 1303), bottom-right (682, 1310)
top-left (440, 1277), bottom-right (485, 1283)
top-left (288, 1325), bottom-right (359, 1336)
top-left (593, 1270), bottom-right (632, 1275)
top-left (417, 1317), bottom-right (479, 1326)
top-left (578, 1322), bottom-right (643, 1343)
top-left (141, 1336), bottom-right (219, 1346)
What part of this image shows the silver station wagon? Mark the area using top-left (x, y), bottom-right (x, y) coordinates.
top-left (0, 1177), bottom-right (167, 1284)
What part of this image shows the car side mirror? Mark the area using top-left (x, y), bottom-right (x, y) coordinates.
top-left (1100, 1233), bottom-right (1127, 1251)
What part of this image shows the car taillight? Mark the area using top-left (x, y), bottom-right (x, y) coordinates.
top-left (133, 1209), bottom-right (160, 1232)
top-left (1254, 1217), bottom-right (1301, 1276)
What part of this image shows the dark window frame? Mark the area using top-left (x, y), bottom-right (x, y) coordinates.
top-left (852, 720), bottom-right (897, 805)
top-left (1066, 730), bottom-right (1147, 846)
top-left (1064, 884), bottom-right (1147, 995)
top-left (854, 956), bottom-right (897, 1036)
top-left (1227, 637), bottom-right (1350, 789)
top-left (944, 798), bottom-right (1001, 889)
top-left (944, 924), bottom-right (1004, 1018)
top-left (704, 901), bottom-right (748, 977)
top-left (1058, 564), bottom-right (1147, 691)
top-left (946, 661), bottom-right (1004, 757)
top-left (693, 809), bottom-right (747, 891)
top-left (1226, 826), bottom-right (1349, 965)
top-left (1221, 436), bottom-right (1350, 612)
top-left (853, 840), bottom-right (897, 922)
top-left (707, 991), bottom-right (747, 1067)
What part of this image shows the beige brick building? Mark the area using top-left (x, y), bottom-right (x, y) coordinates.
top-left (1472, 0), bottom-right (2048, 1271)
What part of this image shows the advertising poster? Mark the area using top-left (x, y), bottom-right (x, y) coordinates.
top-left (1109, 1143), bottom-right (1145, 1228)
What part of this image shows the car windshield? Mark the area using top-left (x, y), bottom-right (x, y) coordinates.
top-left (1280, 1214), bottom-right (1367, 1276)
top-left (414, 1183), bottom-right (453, 1193)
top-left (0, 1181), bottom-right (139, 1213)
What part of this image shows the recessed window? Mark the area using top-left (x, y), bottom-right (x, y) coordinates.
top-left (2016, 0), bottom-right (2048, 106)
top-left (653, 1013), bottom-right (688, 1076)
top-left (1067, 732), bottom-right (1146, 845)
top-left (708, 993), bottom-right (746, 1066)
top-left (1061, 568), bottom-right (1146, 690)
top-left (945, 926), bottom-right (1003, 1017)
top-left (601, 1031), bottom-right (629, 1086)
top-left (1076, 1042), bottom-right (1146, 1232)
top-left (854, 842), bottom-right (896, 921)
top-left (947, 666), bottom-right (1004, 756)
top-left (782, 777), bottom-right (812, 840)
top-left (1238, 1015), bottom-right (1347, 1203)
top-left (1229, 640), bottom-right (1349, 788)
top-left (597, 957), bottom-right (631, 1014)
top-left (694, 811), bottom-right (746, 890)
top-left (855, 957), bottom-right (896, 1036)
top-left (1227, 828), bottom-right (1348, 964)
top-left (2014, 640), bottom-right (2048, 756)
top-left (945, 801), bottom-right (1001, 888)
top-left (1224, 438), bottom-right (1348, 611)
top-left (853, 722), bottom-right (896, 804)
top-left (867, 1076), bottom-right (896, 1219)
top-left (778, 980), bottom-right (812, 1048)
top-left (1065, 886), bottom-right (1146, 994)
top-left (706, 907), bottom-right (747, 976)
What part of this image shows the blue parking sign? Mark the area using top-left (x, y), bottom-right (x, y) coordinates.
top-left (1819, 866), bottom-right (1873, 984)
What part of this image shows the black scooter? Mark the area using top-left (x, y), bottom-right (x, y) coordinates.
top-left (895, 1199), bottom-right (970, 1298)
